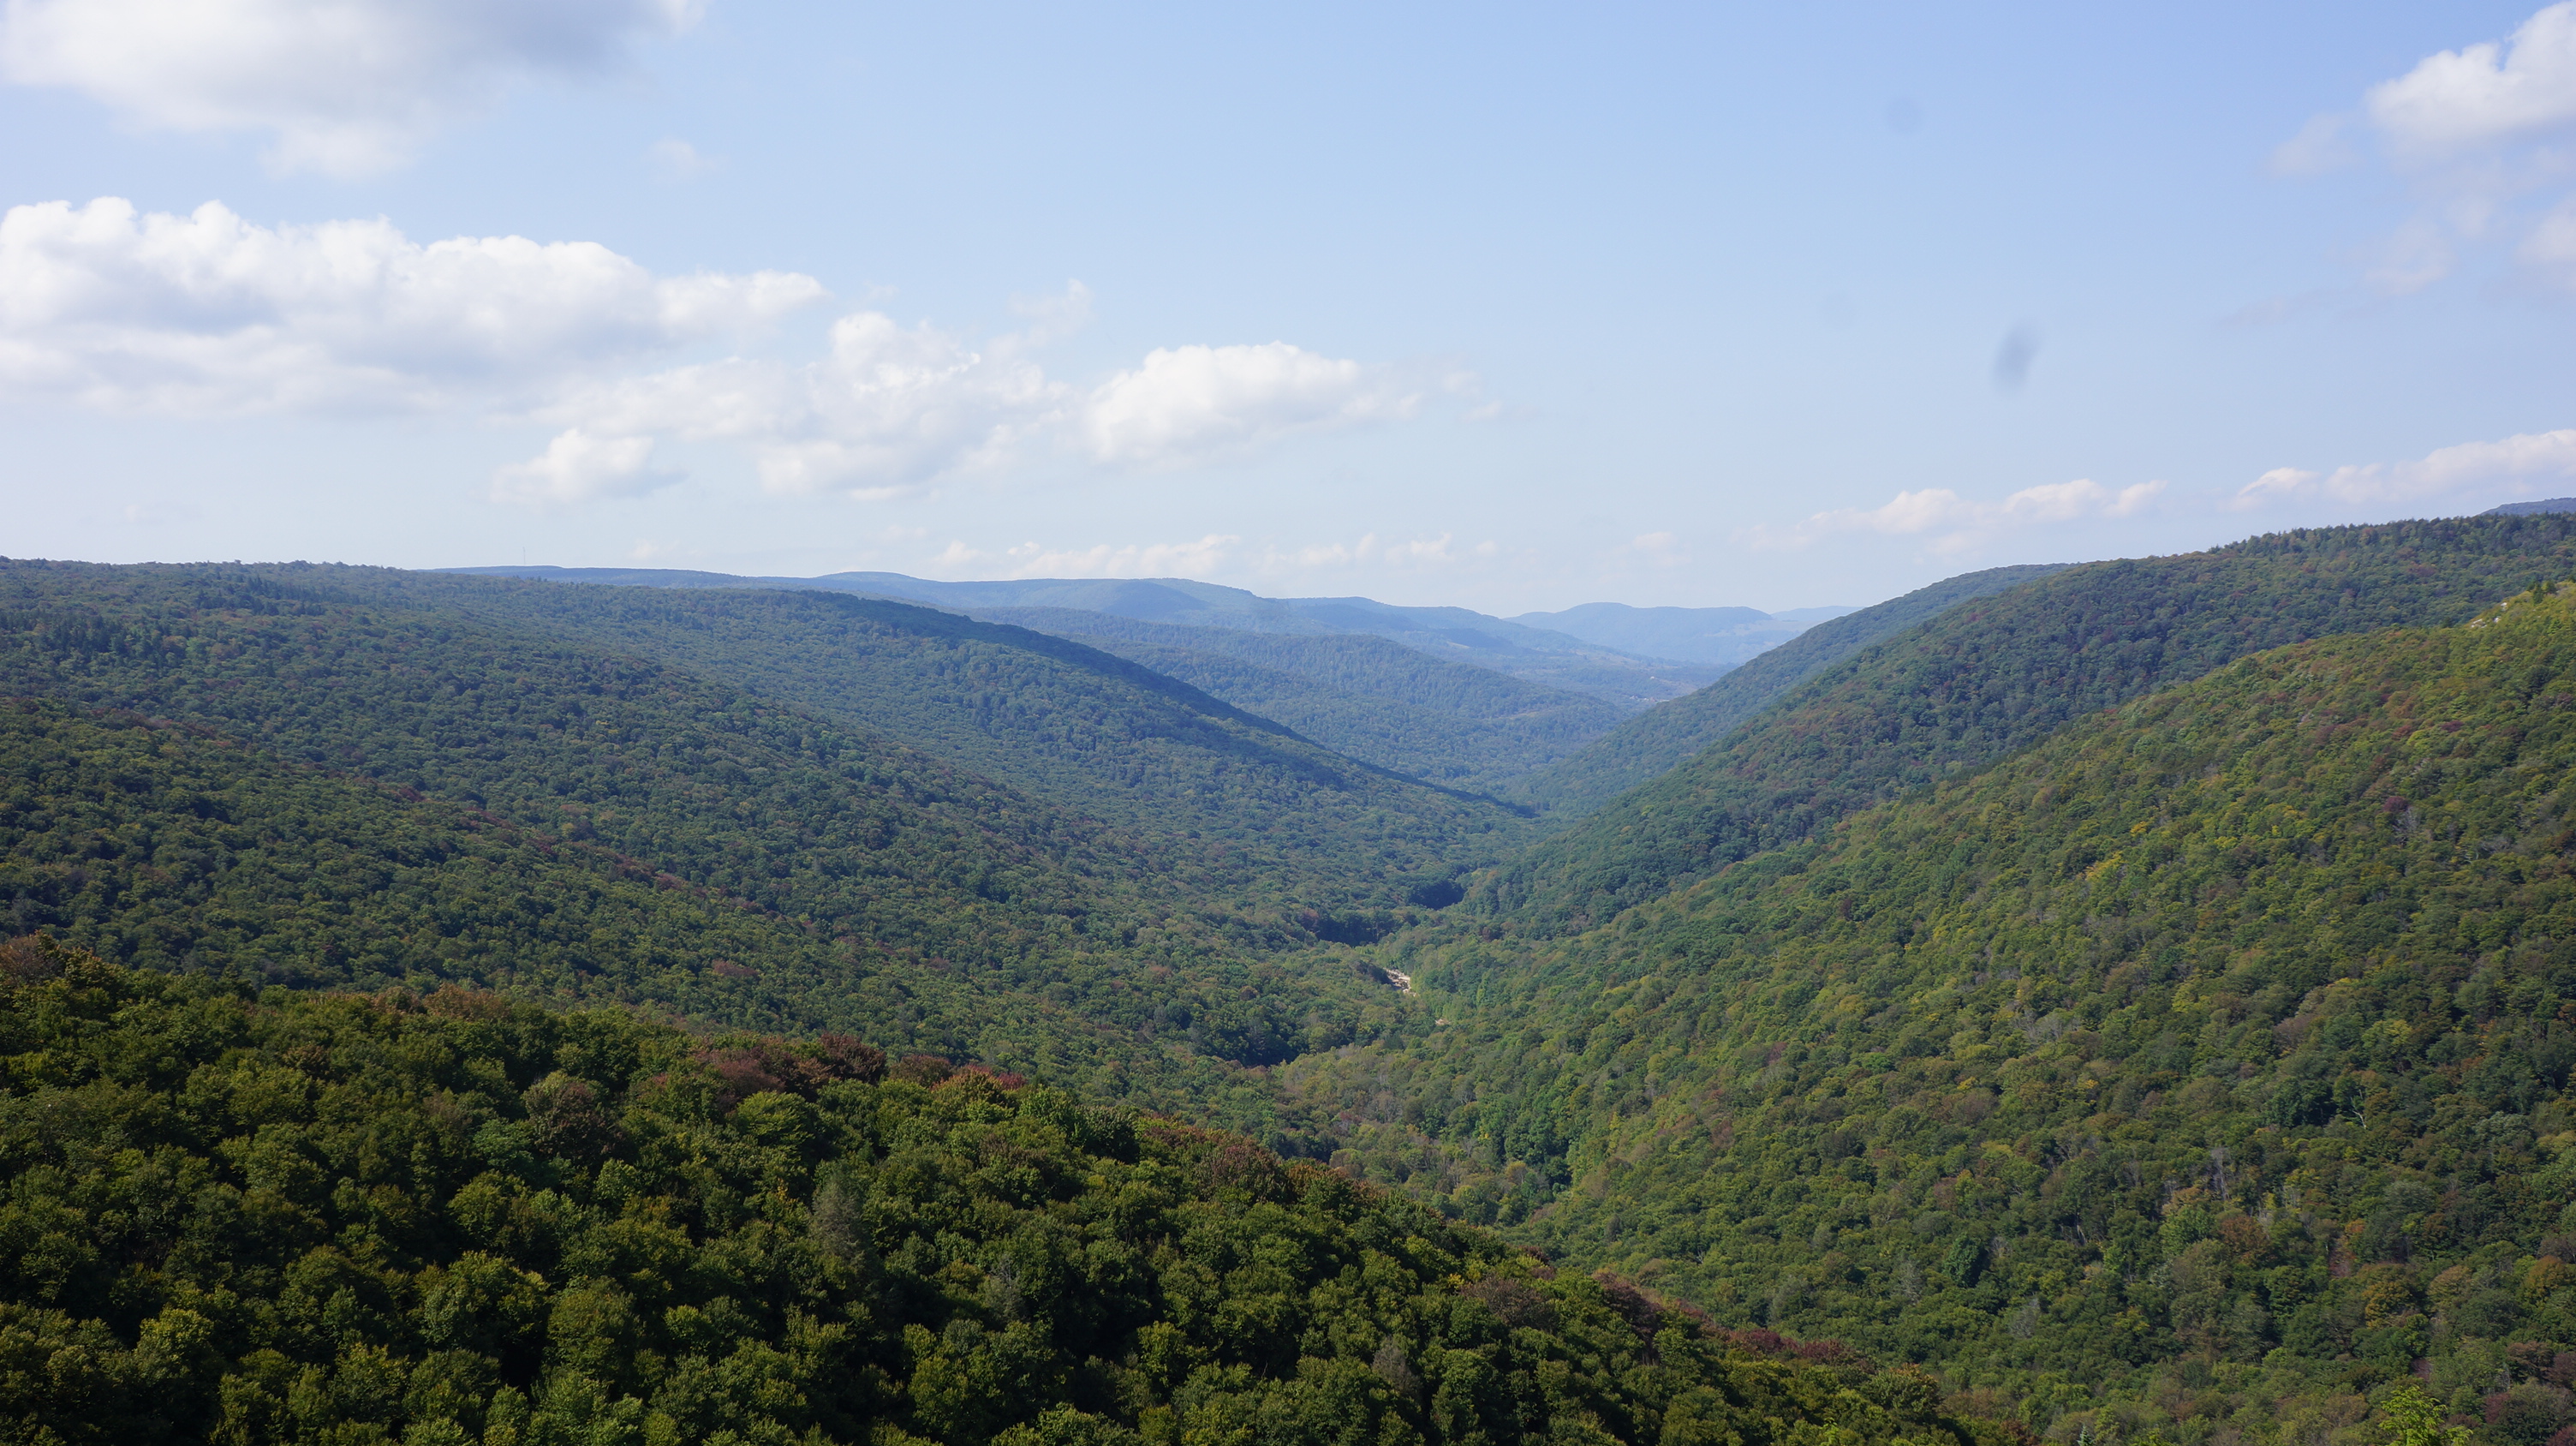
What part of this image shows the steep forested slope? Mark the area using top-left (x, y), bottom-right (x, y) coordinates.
top-left (0, 701), bottom-right (1413, 1104)
top-left (1506, 565), bottom-right (2068, 821)
top-left (1487, 517), bottom-right (2576, 929)
top-left (0, 943), bottom-right (2013, 1446)
top-left (975, 607), bottom-right (1623, 794)
top-left (0, 562), bottom-right (1440, 1102)
top-left (1288, 582), bottom-right (2576, 1445)
top-left (0, 701), bottom-right (914, 1010)
top-left (299, 568), bottom-right (1538, 913)
top-left (3, 561), bottom-right (1522, 923)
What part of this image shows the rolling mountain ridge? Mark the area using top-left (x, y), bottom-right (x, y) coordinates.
top-left (968, 606), bottom-right (1627, 795)
top-left (1282, 571), bottom-right (2576, 1446)
top-left (7, 517), bottom-right (2576, 1446)
top-left (1504, 565), bottom-right (2069, 820)
top-left (446, 565), bottom-right (1748, 709)
top-left (1482, 517), bottom-right (2576, 930)
top-left (1508, 601), bottom-right (1857, 669)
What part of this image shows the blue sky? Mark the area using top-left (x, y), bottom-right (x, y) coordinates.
top-left (6, 1), bottom-right (2574, 613)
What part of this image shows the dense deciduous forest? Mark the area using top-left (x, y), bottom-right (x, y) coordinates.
top-left (0, 701), bottom-right (1411, 1120)
top-left (5, 521), bottom-right (2575, 1446)
top-left (0, 940), bottom-right (2011, 1446)
top-left (1291, 578), bottom-right (2576, 1446)
top-left (1484, 518), bottom-right (2576, 931)
top-left (1503, 565), bottom-right (2069, 821)
top-left (970, 607), bottom-right (1625, 797)
top-left (131, 565), bottom-right (1535, 915)
top-left (0, 562), bottom-right (1442, 1115)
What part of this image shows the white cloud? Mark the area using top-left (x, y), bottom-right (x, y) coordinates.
top-left (489, 427), bottom-right (674, 505)
top-left (0, 197), bottom-right (821, 414)
top-left (1082, 342), bottom-right (1420, 467)
top-left (527, 306), bottom-right (1066, 499)
top-left (1750, 478), bottom-right (2165, 553)
top-left (0, 200), bottom-right (1442, 503)
top-left (1804, 488), bottom-right (1981, 538)
top-left (2365, 3), bottom-right (2576, 160)
top-left (2235, 428), bottom-right (2576, 508)
top-left (2269, 5), bottom-right (2576, 302)
top-left (1273, 533), bottom-right (1464, 571)
top-left (1995, 477), bottom-right (2167, 523)
top-left (519, 294), bottom-right (1433, 500)
top-left (0, 0), bottom-right (701, 176)
top-left (929, 534), bottom-right (1240, 580)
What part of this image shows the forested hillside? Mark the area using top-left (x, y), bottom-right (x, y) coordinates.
top-left (0, 561), bottom-right (1522, 920)
top-left (975, 607), bottom-right (1624, 795)
top-left (1506, 565), bottom-right (2068, 820)
top-left (0, 561), bottom-right (1469, 1115)
top-left (808, 573), bottom-right (1727, 704)
top-left (0, 941), bottom-right (2016, 1446)
top-left (456, 565), bottom-right (1727, 709)
top-left (1286, 579), bottom-right (2576, 1446)
top-left (294, 567), bottom-right (1538, 913)
top-left (11, 527), bottom-right (2576, 1446)
top-left (1487, 518), bottom-right (2576, 929)
top-left (0, 699), bottom-right (1423, 1117)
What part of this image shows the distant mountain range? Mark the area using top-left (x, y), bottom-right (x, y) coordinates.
top-left (444, 565), bottom-right (1846, 707)
top-left (1507, 600), bottom-right (1855, 666)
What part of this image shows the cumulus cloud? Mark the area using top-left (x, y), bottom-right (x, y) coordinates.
top-left (2235, 428), bottom-right (2576, 509)
top-left (0, 199), bottom-right (1444, 504)
top-left (929, 534), bottom-right (1241, 580)
top-left (488, 427), bottom-right (675, 505)
top-left (1082, 343), bottom-right (1421, 468)
top-left (526, 307), bottom-right (1065, 499)
top-left (1750, 478), bottom-right (2165, 553)
top-left (516, 297), bottom-right (1433, 500)
top-left (0, 0), bottom-right (701, 176)
top-left (2365, 3), bottom-right (2576, 161)
top-left (0, 196), bottom-right (821, 415)
top-left (2268, 5), bottom-right (2576, 301)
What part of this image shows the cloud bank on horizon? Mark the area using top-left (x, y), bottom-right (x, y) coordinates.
top-left (1744, 479), bottom-right (2168, 557)
top-left (1750, 421), bottom-right (2576, 565)
top-left (2239, 430), bottom-right (2576, 511)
